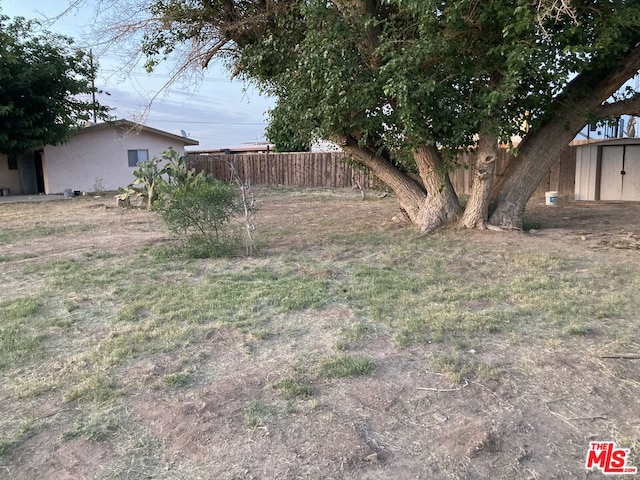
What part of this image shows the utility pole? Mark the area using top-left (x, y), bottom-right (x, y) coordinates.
top-left (89, 49), bottom-right (97, 123)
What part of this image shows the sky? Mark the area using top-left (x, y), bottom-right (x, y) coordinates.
top-left (1, 0), bottom-right (276, 149)
top-left (2, 0), bottom-right (637, 148)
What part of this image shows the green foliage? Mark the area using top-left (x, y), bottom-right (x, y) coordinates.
top-left (115, 185), bottom-right (141, 208)
top-left (159, 148), bottom-right (206, 191)
top-left (270, 377), bottom-right (313, 399)
top-left (159, 179), bottom-right (244, 257)
top-left (0, 15), bottom-right (111, 154)
top-left (117, 149), bottom-right (206, 210)
top-left (161, 367), bottom-right (195, 389)
top-left (0, 297), bottom-right (45, 370)
top-left (243, 399), bottom-right (275, 428)
top-left (266, 108), bottom-right (311, 152)
top-left (132, 157), bottom-right (164, 210)
top-left (140, 0), bottom-right (640, 168)
top-left (61, 406), bottom-right (123, 442)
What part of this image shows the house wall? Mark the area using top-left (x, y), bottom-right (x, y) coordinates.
top-left (574, 144), bottom-right (598, 200)
top-left (0, 154), bottom-right (22, 195)
top-left (43, 127), bottom-right (191, 194)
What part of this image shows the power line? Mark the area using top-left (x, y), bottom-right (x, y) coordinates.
top-left (99, 69), bottom-right (235, 82)
top-left (148, 120), bottom-right (267, 125)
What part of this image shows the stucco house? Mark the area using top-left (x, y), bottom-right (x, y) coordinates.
top-left (0, 119), bottom-right (199, 195)
top-left (575, 138), bottom-right (640, 201)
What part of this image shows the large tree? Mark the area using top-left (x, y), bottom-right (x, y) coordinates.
top-left (0, 15), bottom-right (111, 155)
top-left (95, 0), bottom-right (640, 231)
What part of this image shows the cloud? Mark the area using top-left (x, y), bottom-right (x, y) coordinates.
top-left (98, 79), bottom-right (274, 148)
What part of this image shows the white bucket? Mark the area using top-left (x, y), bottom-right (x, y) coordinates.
top-left (545, 191), bottom-right (558, 206)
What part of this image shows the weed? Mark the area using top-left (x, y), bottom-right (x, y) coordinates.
top-left (318, 354), bottom-right (376, 378)
top-left (1, 296), bottom-right (41, 320)
top-left (0, 297), bottom-right (45, 370)
top-left (0, 418), bottom-right (35, 457)
top-left (61, 406), bottom-right (122, 442)
top-left (0, 252), bottom-right (37, 262)
top-left (271, 377), bottom-right (313, 399)
top-left (2, 187), bottom-right (640, 479)
top-left (0, 224), bottom-right (93, 245)
top-left (83, 250), bottom-right (114, 260)
top-left (337, 321), bottom-right (374, 348)
top-left (522, 220), bottom-right (543, 231)
top-left (566, 325), bottom-right (591, 336)
top-left (63, 373), bottom-right (120, 404)
top-left (64, 299), bottom-right (80, 313)
top-left (431, 353), bottom-right (501, 383)
top-left (244, 399), bottom-right (275, 428)
top-left (161, 367), bottom-right (196, 389)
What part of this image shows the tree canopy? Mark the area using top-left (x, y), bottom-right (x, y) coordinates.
top-left (83, 0), bottom-right (640, 230)
top-left (0, 15), bottom-right (111, 155)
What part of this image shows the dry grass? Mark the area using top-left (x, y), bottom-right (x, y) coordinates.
top-left (1, 188), bottom-right (640, 479)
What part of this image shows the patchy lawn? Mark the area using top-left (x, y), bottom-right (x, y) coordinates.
top-left (0, 188), bottom-right (639, 479)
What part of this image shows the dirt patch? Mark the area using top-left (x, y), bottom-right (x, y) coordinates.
top-left (7, 429), bottom-right (115, 480)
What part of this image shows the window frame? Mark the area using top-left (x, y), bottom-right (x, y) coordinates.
top-left (127, 149), bottom-right (149, 167)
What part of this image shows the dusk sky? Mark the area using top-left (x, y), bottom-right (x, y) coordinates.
top-left (1, 0), bottom-right (276, 149)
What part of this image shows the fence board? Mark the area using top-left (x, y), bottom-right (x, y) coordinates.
top-left (188, 147), bottom-right (577, 194)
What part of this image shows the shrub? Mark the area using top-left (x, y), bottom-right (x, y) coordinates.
top-left (117, 149), bottom-right (206, 210)
top-left (159, 179), bottom-right (243, 257)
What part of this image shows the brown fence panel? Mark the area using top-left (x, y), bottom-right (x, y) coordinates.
top-left (189, 147), bottom-right (576, 195)
top-left (187, 152), bottom-right (380, 189)
top-left (450, 145), bottom-right (576, 196)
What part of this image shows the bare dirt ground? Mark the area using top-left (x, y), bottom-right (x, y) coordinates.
top-left (1, 190), bottom-right (639, 480)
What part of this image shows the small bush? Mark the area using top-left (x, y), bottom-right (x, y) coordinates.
top-left (159, 179), bottom-right (243, 257)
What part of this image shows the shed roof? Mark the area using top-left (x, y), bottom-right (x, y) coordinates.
top-left (573, 137), bottom-right (640, 148)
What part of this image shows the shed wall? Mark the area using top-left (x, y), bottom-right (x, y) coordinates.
top-left (575, 141), bottom-right (640, 201)
top-left (574, 144), bottom-right (598, 200)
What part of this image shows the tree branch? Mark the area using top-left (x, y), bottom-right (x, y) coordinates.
top-left (597, 95), bottom-right (640, 118)
top-left (338, 134), bottom-right (427, 222)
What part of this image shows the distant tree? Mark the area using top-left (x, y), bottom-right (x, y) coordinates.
top-left (0, 15), bottom-right (111, 154)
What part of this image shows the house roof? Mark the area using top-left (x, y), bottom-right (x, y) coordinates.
top-left (186, 142), bottom-right (274, 154)
top-left (75, 119), bottom-right (199, 146)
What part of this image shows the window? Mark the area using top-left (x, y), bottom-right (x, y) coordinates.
top-left (127, 149), bottom-right (149, 167)
top-left (8, 155), bottom-right (17, 170)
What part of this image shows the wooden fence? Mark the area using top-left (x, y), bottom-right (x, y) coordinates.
top-left (448, 145), bottom-right (576, 196)
top-left (188, 146), bottom-right (577, 195)
top-left (187, 152), bottom-right (378, 189)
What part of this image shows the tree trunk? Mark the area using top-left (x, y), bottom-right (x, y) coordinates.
top-left (488, 121), bottom-right (579, 229)
top-left (458, 132), bottom-right (497, 229)
top-left (413, 145), bottom-right (461, 233)
top-left (489, 44), bottom-right (640, 228)
top-left (342, 136), bottom-right (427, 223)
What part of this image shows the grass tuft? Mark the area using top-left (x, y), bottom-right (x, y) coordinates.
top-left (244, 399), bottom-right (275, 428)
top-left (318, 354), bottom-right (376, 378)
top-left (271, 377), bottom-right (313, 399)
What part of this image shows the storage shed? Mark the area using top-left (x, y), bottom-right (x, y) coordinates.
top-left (575, 138), bottom-right (640, 201)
